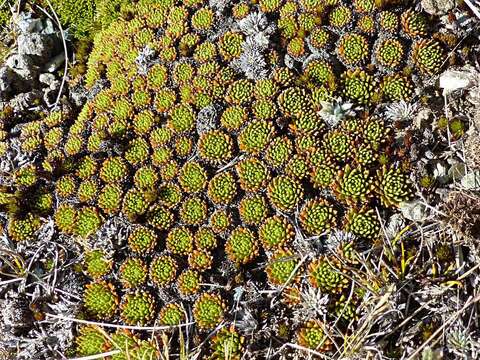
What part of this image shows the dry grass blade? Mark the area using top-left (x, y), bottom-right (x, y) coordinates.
top-left (68, 350), bottom-right (120, 360)
top-left (45, 313), bottom-right (195, 331)
top-left (464, 0), bottom-right (480, 19)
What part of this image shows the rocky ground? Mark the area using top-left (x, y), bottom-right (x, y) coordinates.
top-left (0, 0), bottom-right (479, 359)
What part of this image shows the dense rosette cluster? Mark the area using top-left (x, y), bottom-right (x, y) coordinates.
top-left (1, 0), bottom-right (449, 357)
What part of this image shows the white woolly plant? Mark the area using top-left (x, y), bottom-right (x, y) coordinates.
top-left (232, 12), bottom-right (275, 79)
top-left (92, 215), bottom-right (132, 251)
top-left (232, 42), bottom-right (268, 79)
top-left (208, 0), bottom-right (228, 13)
top-left (447, 325), bottom-right (480, 358)
top-left (237, 11), bottom-right (275, 49)
top-left (135, 46), bottom-right (156, 75)
top-left (196, 105), bottom-right (219, 134)
top-left (384, 100), bottom-right (418, 122)
top-left (317, 97), bottom-right (357, 128)
top-left (292, 284), bottom-right (329, 324)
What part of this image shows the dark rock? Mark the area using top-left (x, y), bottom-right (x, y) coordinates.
top-left (44, 85), bottom-right (63, 107)
top-left (0, 66), bottom-right (18, 96)
top-left (43, 53), bottom-right (66, 73)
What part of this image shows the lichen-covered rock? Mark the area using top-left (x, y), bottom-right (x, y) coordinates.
top-left (421, 0), bottom-right (455, 15)
top-left (461, 170), bottom-right (480, 190)
top-left (17, 33), bottom-right (53, 60)
top-left (5, 55), bottom-right (39, 82)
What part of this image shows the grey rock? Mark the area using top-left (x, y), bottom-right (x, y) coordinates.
top-left (16, 13), bottom-right (43, 33)
top-left (135, 46), bottom-right (155, 75)
top-left (465, 130), bottom-right (480, 169)
top-left (5, 54), bottom-right (33, 71)
top-left (44, 85), bottom-right (63, 107)
top-left (41, 18), bottom-right (57, 35)
top-left (5, 54), bottom-right (39, 82)
top-left (432, 161), bottom-right (450, 184)
top-left (421, 128), bottom-right (435, 146)
top-left (435, 188), bottom-right (450, 198)
top-left (49, 80), bottom-right (61, 91)
top-left (17, 33), bottom-right (53, 60)
top-left (466, 74), bottom-right (480, 105)
top-left (209, 0), bottom-right (228, 13)
top-left (386, 213), bottom-right (407, 239)
top-left (422, 0), bottom-right (455, 15)
top-left (474, 107), bottom-right (480, 132)
top-left (424, 150), bottom-right (435, 160)
top-left (284, 54), bottom-right (295, 69)
top-left (413, 107), bottom-right (431, 129)
top-left (0, 292), bottom-right (33, 333)
top-left (16, 12), bottom-right (56, 35)
top-left (85, 79), bottom-right (108, 101)
top-left (410, 143), bottom-right (420, 161)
